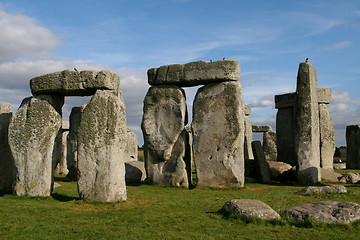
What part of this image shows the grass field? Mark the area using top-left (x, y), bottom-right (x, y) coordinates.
top-left (1, 176), bottom-right (360, 240)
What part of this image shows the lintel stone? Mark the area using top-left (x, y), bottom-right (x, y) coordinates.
top-left (148, 60), bottom-right (240, 87)
top-left (252, 125), bottom-right (272, 132)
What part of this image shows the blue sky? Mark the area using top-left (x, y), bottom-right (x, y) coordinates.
top-left (0, 0), bottom-right (359, 146)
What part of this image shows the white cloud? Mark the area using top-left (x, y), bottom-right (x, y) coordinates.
top-left (333, 40), bottom-right (352, 49)
top-left (250, 95), bottom-right (274, 108)
top-left (0, 8), bottom-right (59, 62)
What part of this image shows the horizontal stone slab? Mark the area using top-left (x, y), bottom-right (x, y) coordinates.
top-left (252, 125), bottom-right (272, 132)
top-left (148, 60), bottom-right (240, 87)
top-left (317, 88), bottom-right (331, 104)
top-left (30, 70), bottom-right (120, 96)
top-left (275, 88), bottom-right (332, 109)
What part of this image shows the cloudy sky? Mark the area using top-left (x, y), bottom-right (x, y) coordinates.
top-left (0, 0), bottom-right (359, 146)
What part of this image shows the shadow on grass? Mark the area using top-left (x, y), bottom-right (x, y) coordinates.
top-left (51, 193), bottom-right (81, 202)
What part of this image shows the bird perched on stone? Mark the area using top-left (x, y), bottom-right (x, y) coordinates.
top-left (305, 58), bottom-right (309, 63)
top-left (223, 57), bottom-right (225, 60)
top-left (74, 68), bottom-right (78, 72)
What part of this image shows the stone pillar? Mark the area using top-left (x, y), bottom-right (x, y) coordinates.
top-left (346, 125), bottom-right (360, 169)
top-left (263, 130), bottom-right (277, 162)
top-left (244, 105), bottom-right (254, 160)
top-left (192, 81), bottom-right (245, 188)
top-left (124, 128), bottom-right (138, 161)
top-left (251, 141), bottom-right (272, 184)
top-left (66, 105), bottom-right (86, 181)
top-left (318, 88), bottom-right (335, 170)
top-left (294, 61), bottom-right (321, 184)
top-left (9, 95), bottom-right (64, 196)
top-left (77, 89), bottom-right (127, 202)
top-left (275, 93), bottom-right (296, 166)
top-left (0, 103), bottom-right (14, 192)
top-left (142, 86), bottom-right (191, 187)
top-left (55, 121), bottom-right (69, 175)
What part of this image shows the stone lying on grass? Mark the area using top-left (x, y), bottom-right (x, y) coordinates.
top-left (283, 201), bottom-right (360, 224)
top-left (296, 185), bottom-right (347, 195)
top-left (125, 161), bottom-right (146, 184)
top-left (268, 161), bottom-right (292, 179)
top-left (221, 199), bottom-right (281, 220)
top-left (320, 168), bottom-right (343, 183)
top-left (338, 173), bottom-right (360, 184)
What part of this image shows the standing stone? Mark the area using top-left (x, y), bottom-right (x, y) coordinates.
top-left (142, 86), bottom-right (191, 186)
top-left (346, 125), bottom-right (360, 169)
top-left (192, 81), bottom-right (245, 188)
top-left (9, 95), bottom-right (63, 196)
top-left (0, 103), bottom-right (14, 192)
top-left (251, 141), bottom-right (272, 184)
top-left (66, 105), bottom-right (86, 181)
top-left (244, 105), bottom-right (254, 160)
top-left (319, 103), bottom-right (335, 170)
top-left (77, 89), bottom-right (127, 202)
top-left (124, 128), bottom-right (138, 161)
top-left (294, 61), bottom-right (321, 184)
top-left (263, 131), bottom-right (277, 162)
top-left (55, 129), bottom-right (69, 175)
top-left (275, 93), bottom-right (296, 166)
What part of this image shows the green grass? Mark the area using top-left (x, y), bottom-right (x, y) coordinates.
top-left (1, 178), bottom-right (360, 239)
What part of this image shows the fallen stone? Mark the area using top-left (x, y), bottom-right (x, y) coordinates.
top-left (9, 95), bottom-right (63, 196)
top-left (338, 173), bottom-right (360, 184)
top-left (148, 60), bottom-right (240, 87)
top-left (252, 141), bottom-right (272, 184)
top-left (333, 163), bottom-right (346, 170)
top-left (221, 199), bottom-right (281, 220)
top-left (296, 185), bottom-right (347, 195)
top-left (321, 168), bottom-right (343, 183)
top-left (283, 201), bottom-right (360, 224)
top-left (30, 70), bottom-right (120, 96)
top-left (192, 81), bottom-right (245, 188)
top-left (77, 89), bottom-right (127, 202)
top-left (142, 86), bottom-right (191, 186)
top-left (53, 182), bottom-right (61, 189)
top-left (125, 161), bottom-right (146, 184)
top-left (0, 103), bottom-right (14, 192)
top-left (268, 161), bottom-right (292, 179)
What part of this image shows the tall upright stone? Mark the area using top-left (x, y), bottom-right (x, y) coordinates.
top-left (55, 121), bottom-right (69, 175)
top-left (66, 105), bottom-right (86, 181)
top-left (244, 105), bottom-right (254, 160)
top-left (77, 89), bottom-right (127, 202)
top-left (142, 86), bottom-right (191, 186)
top-left (124, 128), bottom-right (138, 161)
top-left (294, 61), bottom-right (321, 184)
top-left (275, 93), bottom-right (296, 165)
top-left (192, 81), bottom-right (245, 188)
top-left (263, 131), bottom-right (277, 162)
top-left (346, 125), bottom-right (360, 169)
top-left (8, 95), bottom-right (63, 196)
top-left (318, 88), bottom-right (335, 170)
top-left (0, 103), bottom-right (14, 192)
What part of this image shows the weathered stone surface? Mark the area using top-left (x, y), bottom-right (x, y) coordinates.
top-left (251, 141), bottom-right (272, 184)
top-left (77, 89), bottom-right (127, 202)
top-left (294, 61), bottom-right (321, 185)
top-left (275, 92), bottom-right (296, 109)
top-left (0, 103), bottom-right (14, 192)
top-left (245, 159), bottom-right (257, 178)
top-left (263, 131), bottom-right (277, 162)
top-left (244, 105), bottom-right (251, 116)
top-left (125, 161), bottom-right (146, 184)
top-left (142, 86), bottom-right (191, 186)
top-left (221, 199), bottom-right (281, 220)
top-left (333, 163), bottom-right (346, 170)
top-left (276, 107), bottom-right (296, 166)
top-left (319, 104), bottom-right (335, 170)
top-left (54, 130), bottom-right (69, 175)
top-left (296, 185), bottom-right (347, 195)
top-left (283, 201), bottom-right (360, 224)
top-left (30, 70), bottom-right (120, 96)
top-left (339, 173), bottom-right (360, 184)
top-left (268, 161), bottom-right (292, 179)
top-left (321, 168), bottom-right (343, 183)
top-left (192, 81), bottom-right (245, 188)
top-left (9, 95), bottom-right (63, 196)
top-left (317, 88), bottom-right (331, 104)
top-left (66, 105), bottom-right (86, 181)
top-left (252, 125), bottom-right (272, 132)
top-left (124, 129), bottom-right (138, 161)
top-left (346, 125), bottom-right (360, 169)
top-left (244, 116), bottom-right (254, 160)
top-left (148, 60), bottom-right (240, 87)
